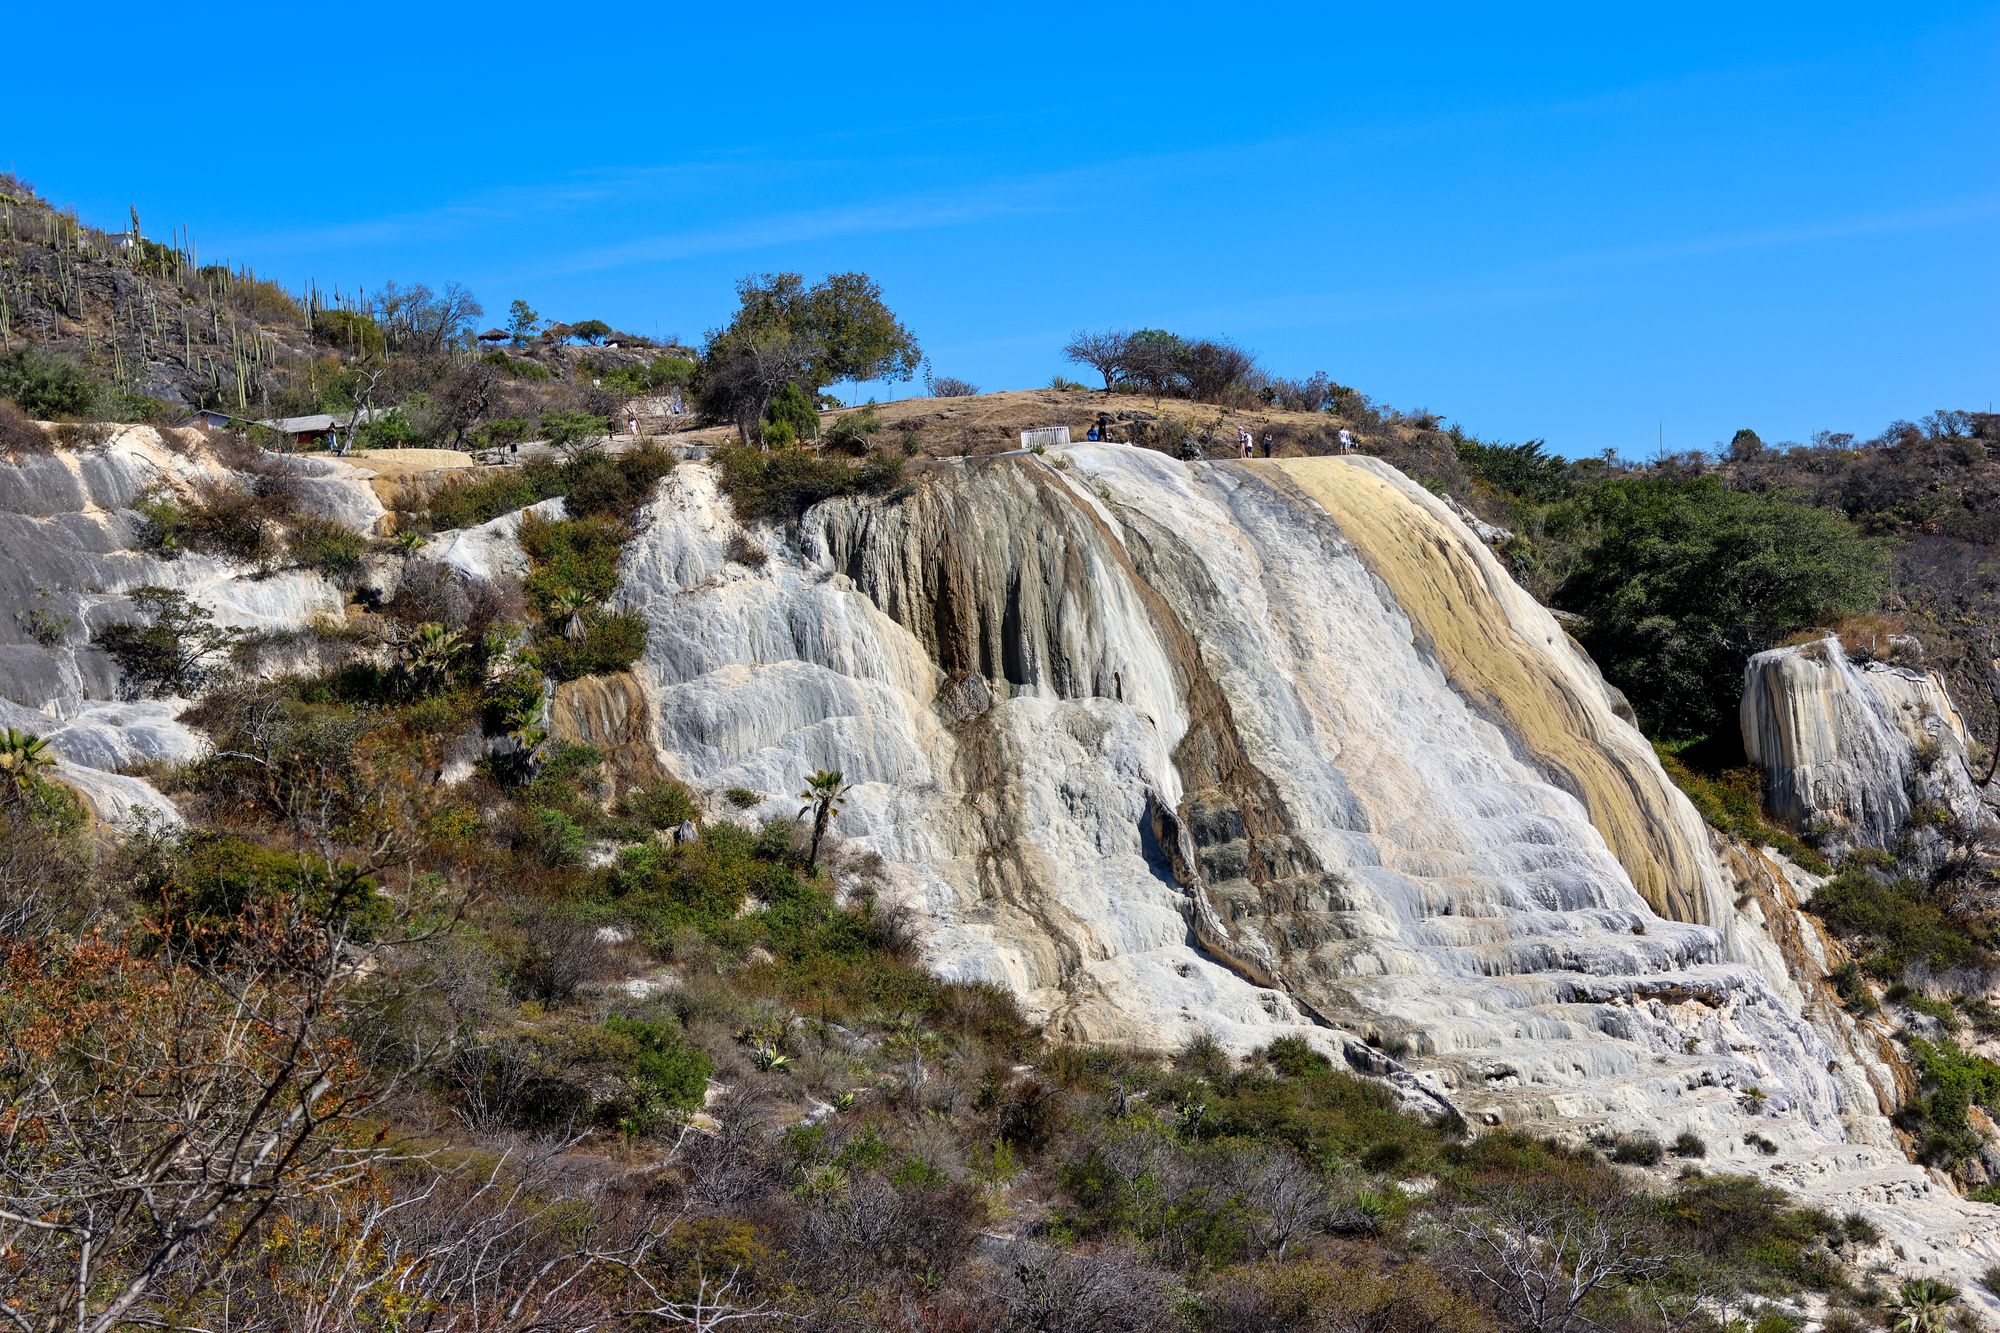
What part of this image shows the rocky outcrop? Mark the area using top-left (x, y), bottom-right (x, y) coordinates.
top-left (615, 445), bottom-right (1997, 1295)
top-left (420, 496), bottom-right (565, 582)
top-left (0, 428), bottom-right (381, 824)
top-left (1742, 635), bottom-right (1986, 858)
top-left (550, 671), bottom-right (663, 797)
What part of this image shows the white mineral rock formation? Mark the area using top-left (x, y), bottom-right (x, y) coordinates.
top-left (620, 446), bottom-right (1997, 1299)
top-left (421, 496), bottom-right (565, 581)
top-left (0, 427), bottom-right (379, 824)
top-left (1743, 634), bottom-right (1987, 857)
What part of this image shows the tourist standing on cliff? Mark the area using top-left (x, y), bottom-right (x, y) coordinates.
top-left (1338, 428), bottom-right (1354, 454)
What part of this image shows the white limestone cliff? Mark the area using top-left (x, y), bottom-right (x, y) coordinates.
top-left (617, 446), bottom-right (1997, 1297)
top-left (0, 427), bottom-right (380, 824)
top-left (1742, 634), bottom-right (1987, 859)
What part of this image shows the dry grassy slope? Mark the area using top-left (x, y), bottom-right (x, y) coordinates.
top-left (677, 387), bottom-right (1456, 468)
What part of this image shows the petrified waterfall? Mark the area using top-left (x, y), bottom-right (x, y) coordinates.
top-left (626, 449), bottom-right (1847, 1139)
top-left (620, 443), bottom-right (1998, 1280)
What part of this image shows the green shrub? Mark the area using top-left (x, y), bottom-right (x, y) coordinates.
top-left (533, 611), bottom-right (647, 680)
top-left (522, 807), bottom-right (589, 867)
top-left (560, 444), bottom-right (674, 524)
top-left (762, 381), bottom-right (819, 444)
top-left (474, 416), bottom-right (530, 446)
top-left (1896, 1038), bottom-right (2000, 1170)
top-left (422, 458), bottom-right (564, 530)
top-left (714, 442), bottom-right (908, 523)
top-left (130, 828), bottom-right (381, 957)
top-left (1261, 1035), bottom-right (1332, 1078)
top-left (311, 308), bottom-right (385, 356)
top-left (1654, 745), bottom-right (1830, 872)
top-left (1455, 433), bottom-right (1571, 504)
top-left (481, 351), bottom-right (550, 381)
top-left (825, 405), bottom-right (882, 450)
top-left (618, 778), bottom-right (697, 831)
top-left (1609, 1134), bottom-right (1664, 1165)
top-left (287, 516), bottom-right (366, 582)
top-left (1670, 1130), bottom-right (1707, 1158)
top-left (1808, 865), bottom-right (1993, 981)
top-left (0, 347), bottom-right (99, 418)
top-left (356, 406), bottom-right (419, 449)
top-left (604, 1015), bottom-right (711, 1116)
top-left (519, 514), bottom-right (627, 615)
top-left (724, 787), bottom-right (760, 809)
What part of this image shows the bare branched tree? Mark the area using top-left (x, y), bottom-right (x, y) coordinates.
top-left (1435, 1181), bottom-right (1669, 1333)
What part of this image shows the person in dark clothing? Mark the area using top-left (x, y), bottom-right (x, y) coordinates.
top-left (1096, 412), bottom-right (1112, 443)
top-left (1261, 432), bottom-right (1275, 457)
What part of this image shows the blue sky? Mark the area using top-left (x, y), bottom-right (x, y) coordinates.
top-left (8, 2), bottom-right (1995, 456)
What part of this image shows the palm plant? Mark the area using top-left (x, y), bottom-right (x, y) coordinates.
top-left (796, 768), bottom-right (851, 872)
top-left (400, 623), bottom-right (464, 696)
top-left (0, 728), bottom-right (53, 800)
top-left (552, 588), bottom-right (594, 642)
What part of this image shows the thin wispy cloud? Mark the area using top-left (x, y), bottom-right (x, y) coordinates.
top-left (528, 180), bottom-right (1080, 278)
top-left (1155, 195), bottom-right (1999, 342)
top-left (1532, 195), bottom-right (2000, 273)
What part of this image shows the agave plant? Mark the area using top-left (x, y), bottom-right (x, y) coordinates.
top-left (0, 728), bottom-right (54, 799)
top-left (1891, 1279), bottom-right (1959, 1333)
top-left (551, 588), bottom-right (595, 643)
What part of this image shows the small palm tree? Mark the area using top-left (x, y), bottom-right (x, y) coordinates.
top-left (1891, 1279), bottom-right (1959, 1333)
top-left (0, 728), bottom-right (53, 800)
top-left (400, 623), bottom-right (465, 696)
top-left (552, 588), bottom-right (595, 643)
top-left (797, 769), bottom-right (851, 872)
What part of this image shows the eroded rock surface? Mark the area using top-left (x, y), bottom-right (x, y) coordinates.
top-left (1743, 634), bottom-right (1987, 859)
top-left (615, 446), bottom-right (1997, 1296)
top-left (0, 427), bottom-right (380, 823)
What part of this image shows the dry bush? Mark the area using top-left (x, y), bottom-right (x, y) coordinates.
top-left (0, 398), bottom-right (53, 454)
top-left (51, 418), bottom-right (112, 450)
top-left (725, 530), bottom-right (770, 568)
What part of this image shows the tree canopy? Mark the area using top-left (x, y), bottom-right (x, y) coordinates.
top-left (1553, 476), bottom-right (1888, 742)
top-left (698, 272), bottom-right (920, 439)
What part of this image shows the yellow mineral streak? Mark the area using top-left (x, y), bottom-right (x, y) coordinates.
top-left (1273, 457), bottom-right (1727, 926)
top-left (550, 671), bottom-right (664, 793)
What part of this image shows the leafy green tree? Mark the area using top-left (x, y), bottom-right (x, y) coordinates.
top-left (763, 381), bottom-right (819, 445)
top-left (93, 588), bottom-right (246, 698)
top-left (541, 411), bottom-right (609, 460)
top-left (798, 769), bottom-right (851, 872)
top-left (1554, 476), bottom-right (1887, 742)
top-left (506, 298), bottom-right (541, 345)
top-left (698, 272), bottom-right (920, 441)
top-left (570, 318), bottom-right (612, 346)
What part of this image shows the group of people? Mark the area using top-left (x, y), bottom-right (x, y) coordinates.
top-left (1233, 425), bottom-right (1356, 458)
top-left (1081, 415), bottom-right (1358, 458)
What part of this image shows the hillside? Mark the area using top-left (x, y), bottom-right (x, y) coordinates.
top-left (2, 420), bottom-right (1998, 1329)
top-left (2, 178), bottom-right (2000, 1331)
